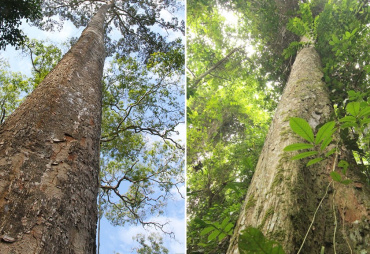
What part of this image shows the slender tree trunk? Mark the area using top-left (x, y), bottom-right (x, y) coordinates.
top-left (227, 44), bottom-right (370, 253)
top-left (190, 47), bottom-right (241, 88)
top-left (0, 3), bottom-right (113, 253)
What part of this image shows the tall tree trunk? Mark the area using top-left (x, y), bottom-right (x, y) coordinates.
top-left (0, 3), bottom-right (113, 253)
top-left (227, 44), bottom-right (370, 253)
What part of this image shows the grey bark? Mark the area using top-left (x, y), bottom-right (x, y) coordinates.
top-left (0, 3), bottom-right (113, 253)
top-left (227, 44), bottom-right (370, 253)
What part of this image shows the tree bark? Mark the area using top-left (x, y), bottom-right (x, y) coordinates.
top-left (227, 44), bottom-right (370, 253)
top-left (0, 3), bottom-right (113, 253)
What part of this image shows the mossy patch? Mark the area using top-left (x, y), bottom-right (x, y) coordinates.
top-left (271, 169), bottom-right (284, 189)
top-left (271, 229), bottom-right (286, 242)
top-left (245, 195), bottom-right (256, 211)
top-left (258, 207), bottom-right (274, 230)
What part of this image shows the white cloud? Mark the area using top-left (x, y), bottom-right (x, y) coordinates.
top-left (0, 48), bottom-right (33, 77)
top-left (1, 18), bottom-right (83, 77)
top-left (20, 18), bottom-right (83, 43)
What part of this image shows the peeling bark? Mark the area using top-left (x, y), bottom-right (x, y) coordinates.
top-left (0, 3), bottom-right (113, 253)
top-left (227, 45), bottom-right (370, 253)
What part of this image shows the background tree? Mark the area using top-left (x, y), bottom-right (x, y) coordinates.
top-left (0, 60), bottom-right (29, 124)
top-left (187, 0), bottom-right (370, 253)
top-left (187, 1), bottom-right (273, 252)
top-left (132, 233), bottom-right (169, 254)
top-left (0, 0), bottom-right (42, 49)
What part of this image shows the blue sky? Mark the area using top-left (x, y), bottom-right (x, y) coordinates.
top-left (0, 6), bottom-right (185, 254)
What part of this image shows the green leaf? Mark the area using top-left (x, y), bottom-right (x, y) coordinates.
top-left (320, 136), bottom-right (332, 151)
top-left (290, 117), bottom-right (314, 143)
top-left (332, 34), bottom-right (339, 43)
top-left (340, 179), bottom-right (352, 185)
top-left (200, 226), bottom-right (214, 236)
top-left (239, 227), bottom-right (285, 254)
top-left (197, 242), bottom-right (208, 247)
top-left (208, 229), bottom-right (220, 241)
top-left (346, 102), bottom-right (361, 117)
top-left (291, 151), bottom-right (318, 160)
top-left (315, 121), bottom-right (335, 144)
top-left (218, 232), bottom-right (227, 242)
top-left (325, 148), bottom-right (336, 157)
top-left (358, 107), bottom-right (370, 117)
top-left (330, 171), bottom-right (342, 182)
top-left (360, 118), bottom-right (370, 126)
top-left (224, 223), bottom-right (234, 234)
top-left (338, 160), bottom-right (349, 174)
top-left (340, 122), bottom-right (357, 129)
top-left (307, 157), bottom-right (324, 166)
top-left (347, 90), bottom-right (357, 99)
top-left (220, 217), bottom-right (229, 228)
top-left (284, 143), bottom-right (314, 151)
top-left (338, 160), bottom-right (349, 169)
top-left (339, 116), bottom-right (356, 122)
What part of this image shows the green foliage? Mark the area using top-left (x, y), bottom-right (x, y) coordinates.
top-left (38, 0), bottom-right (184, 60)
top-left (289, 117), bottom-right (315, 143)
top-left (99, 48), bottom-right (184, 230)
top-left (282, 0), bottom-right (370, 106)
top-left (330, 171), bottom-right (352, 185)
top-left (338, 90), bottom-right (370, 182)
top-left (238, 227), bottom-right (285, 254)
top-left (187, 71), bottom-right (271, 252)
top-left (22, 39), bottom-right (63, 88)
top-left (284, 117), bottom-right (336, 167)
top-left (199, 217), bottom-right (234, 242)
top-left (132, 233), bottom-right (169, 254)
top-left (315, 121), bottom-right (336, 145)
top-left (0, 0), bottom-right (42, 49)
top-left (0, 60), bottom-right (30, 124)
top-left (282, 41), bottom-right (306, 60)
top-left (284, 143), bottom-right (314, 151)
top-left (285, 98), bottom-right (370, 182)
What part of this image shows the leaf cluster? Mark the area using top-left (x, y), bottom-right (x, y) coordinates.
top-left (0, 0), bottom-right (42, 49)
top-left (238, 227), bottom-right (285, 254)
top-left (36, 0), bottom-right (184, 61)
top-left (187, 50), bottom-right (271, 254)
top-left (284, 117), bottom-right (336, 167)
top-left (0, 61), bottom-right (30, 124)
top-left (22, 39), bottom-right (62, 88)
top-left (132, 233), bottom-right (169, 254)
top-left (282, 0), bottom-right (370, 106)
top-left (99, 49), bottom-right (185, 231)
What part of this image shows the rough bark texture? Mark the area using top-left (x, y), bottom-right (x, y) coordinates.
top-left (227, 45), bottom-right (370, 253)
top-left (0, 3), bottom-right (112, 253)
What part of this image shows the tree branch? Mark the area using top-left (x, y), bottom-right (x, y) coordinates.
top-left (190, 47), bottom-right (242, 89)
